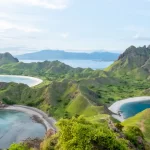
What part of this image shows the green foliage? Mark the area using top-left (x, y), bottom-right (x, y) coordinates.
top-left (50, 116), bottom-right (128, 150)
top-left (41, 134), bottom-right (58, 150)
top-left (0, 52), bottom-right (18, 66)
top-left (2, 97), bottom-right (16, 105)
top-left (123, 126), bottom-right (144, 148)
top-left (105, 45), bottom-right (150, 80)
top-left (115, 123), bottom-right (124, 131)
top-left (9, 143), bottom-right (29, 150)
top-left (122, 109), bottom-right (150, 142)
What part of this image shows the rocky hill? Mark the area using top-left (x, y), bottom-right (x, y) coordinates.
top-left (106, 45), bottom-right (150, 79)
top-left (0, 52), bottom-right (19, 66)
top-left (1, 49), bottom-right (150, 149)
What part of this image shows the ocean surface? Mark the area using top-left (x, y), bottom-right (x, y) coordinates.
top-left (20, 59), bottom-right (114, 70)
top-left (0, 75), bottom-right (40, 87)
top-left (120, 100), bottom-right (150, 119)
top-left (0, 110), bottom-right (46, 149)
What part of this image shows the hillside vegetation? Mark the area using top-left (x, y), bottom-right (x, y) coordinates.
top-left (106, 45), bottom-right (150, 79)
top-left (122, 109), bottom-right (150, 142)
top-left (0, 52), bottom-right (18, 66)
top-left (9, 116), bottom-right (150, 150)
top-left (1, 46), bottom-right (150, 149)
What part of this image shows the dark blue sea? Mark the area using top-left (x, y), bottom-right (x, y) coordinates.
top-left (120, 100), bottom-right (150, 119)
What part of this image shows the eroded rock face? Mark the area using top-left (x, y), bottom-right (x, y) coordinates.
top-left (24, 138), bottom-right (43, 150)
top-left (107, 45), bottom-right (150, 79)
top-left (118, 45), bottom-right (150, 62)
top-left (45, 129), bottom-right (56, 138)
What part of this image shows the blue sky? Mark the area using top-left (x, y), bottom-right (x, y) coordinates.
top-left (0, 0), bottom-right (150, 54)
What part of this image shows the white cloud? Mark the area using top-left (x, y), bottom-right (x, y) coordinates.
top-left (0, 0), bottom-right (69, 9)
top-left (0, 20), bottom-right (41, 33)
top-left (132, 33), bottom-right (150, 41)
top-left (60, 32), bottom-right (69, 38)
top-left (133, 33), bottom-right (140, 39)
top-left (121, 25), bottom-right (145, 33)
top-left (0, 12), bottom-right (10, 18)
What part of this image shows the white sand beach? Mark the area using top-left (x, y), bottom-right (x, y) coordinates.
top-left (0, 75), bottom-right (43, 87)
top-left (5, 105), bottom-right (56, 131)
top-left (109, 96), bottom-right (150, 122)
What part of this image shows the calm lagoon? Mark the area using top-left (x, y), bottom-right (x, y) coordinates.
top-left (0, 110), bottom-right (46, 149)
top-left (0, 75), bottom-right (42, 87)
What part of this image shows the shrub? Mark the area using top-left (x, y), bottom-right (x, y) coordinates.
top-left (2, 98), bottom-right (15, 105)
top-left (54, 116), bottom-right (128, 150)
top-left (108, 98), bottom-right (115, 101)
top-left (9, 143), bottom-right (29, 150)
top-left (123, 126), bottom-right (144, 149)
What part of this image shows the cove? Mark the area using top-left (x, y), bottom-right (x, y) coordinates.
top-left (109, 97), bottom-right (150, 122)
top-left (0, 75), bottom-right (43, 87)
top-left (0, 110), bottom-right (46, 149)
top-left (120, 100), bottom-right (150, 119)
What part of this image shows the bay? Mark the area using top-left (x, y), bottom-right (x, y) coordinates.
top-left (0, 110), bottom-right (46, 149)
top-left (120, 100), bottom-right (150, 119)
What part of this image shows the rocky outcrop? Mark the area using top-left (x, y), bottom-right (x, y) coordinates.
top-left (0, 101), bottom-right (7, 108)
top-left (107, 45), bottom-right (150, 79)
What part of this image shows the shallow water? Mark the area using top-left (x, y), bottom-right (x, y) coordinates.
top-left (0, 110), bottom-right (46, 149)
top-left (0, 75), bottom-right (40, 87)
top-left (120, 100), bottom-right (150, 119)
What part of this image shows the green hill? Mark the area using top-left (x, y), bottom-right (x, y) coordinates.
top-left (122, 109), bottom-right (150, 142)
top-left (0, 80), bottom-right (106, 119)
top-left (0, 52), bottom-right (18, 66)
top-left (105, 45), bottom-right (150, 79)
top-left (0, 60), bottom-right (102, 80)
top-left (1, 49), bottom-right (150, 149)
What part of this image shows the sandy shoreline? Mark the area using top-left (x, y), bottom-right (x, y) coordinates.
top-left (109, 96), bottom-right (150, 122)
top-left (0, 75), bottom-right (43, 87)
top-left (4, 105), bottom-right (56, 131)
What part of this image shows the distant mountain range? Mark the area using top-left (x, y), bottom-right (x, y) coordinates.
top-left (16, 50), bottom-right (120, 61)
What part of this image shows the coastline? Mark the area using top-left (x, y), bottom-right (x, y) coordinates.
top-left (4, 105), bottom-right (56, 131)
top-left (0, 75), bottom-right (43, 87)
top-left (109, 96), bottom-right (150, 122)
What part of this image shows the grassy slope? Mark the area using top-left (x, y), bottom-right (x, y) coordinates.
top-left (0, 80), bottom-right (106, 120)
top-left (105, 46), bottom-right (150, 80)
top-left (0, 52), bottom-right (18, 66)
top-left (1, 74), bottom-right (150, 121)
top-left (1, 51), bottom-right (150, 123)
top-left (122, 109), bottom-right (150, 141)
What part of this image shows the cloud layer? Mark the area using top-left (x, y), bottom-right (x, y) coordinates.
top-left (0, 20), bottom-right (41, 33)
top-left (0, 0), bottom-right (69, 9)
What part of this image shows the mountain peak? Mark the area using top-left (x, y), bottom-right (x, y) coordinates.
top-left (118, 45), bottom-right (150, 60)
top-left (0, 52), bottom-right (19, 66)
top-left (106, 45), bottom-right (150, 79)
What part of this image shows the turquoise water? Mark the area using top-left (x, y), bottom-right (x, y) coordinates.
top-left (20, 59), bottom-right (114, 70)
top-left (0, 76), bottom-right (39, 87)
top-left (0, 110), bottom-right (46, 149)
top-left (120, 100), bottom-right (150, 119)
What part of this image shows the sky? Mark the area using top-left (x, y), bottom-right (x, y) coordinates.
top-left (0, 0), bottom-right (150, 54)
